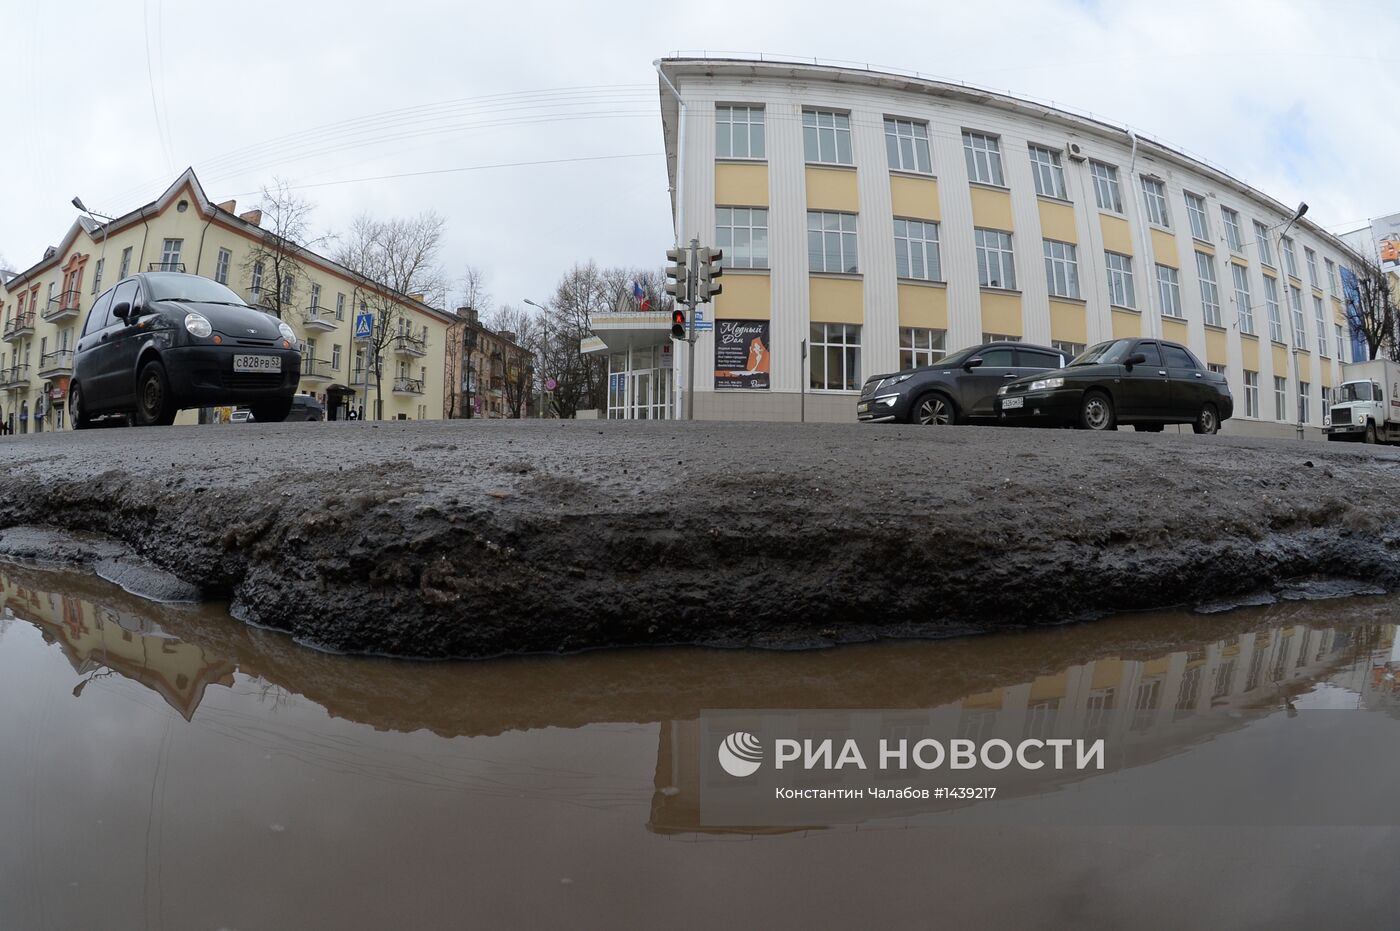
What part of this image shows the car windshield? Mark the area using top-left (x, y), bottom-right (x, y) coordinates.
top-left (1069, 339), bottom-right (1131, 366)
top-left (144, 273), bottom-right (248, 305)
top-left (1340, 382), bottom-right (1374, 402)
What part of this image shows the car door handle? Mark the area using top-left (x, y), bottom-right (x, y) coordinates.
top-left (100, 334), bottom-right (109, 342)
top-left (1158, 370), bottom-right (1167, 376)
top-left (1194, 372), bottom-right (1203, 378)
top-left (1003, 373), bottom-right (1016, 378)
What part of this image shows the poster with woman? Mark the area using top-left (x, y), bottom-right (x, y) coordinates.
top-left (714, 320), bottom-right (770, 389)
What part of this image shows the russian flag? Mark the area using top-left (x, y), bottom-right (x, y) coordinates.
top-left (632, 280), bottom-right (651, 311)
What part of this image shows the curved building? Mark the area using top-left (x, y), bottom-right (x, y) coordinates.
top-left (632, 57), bottom-right (1362, 434)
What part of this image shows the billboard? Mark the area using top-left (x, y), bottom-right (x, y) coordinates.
top-left (714, 320), bottom-right (770, 390)
top-left (1374, 212), bottom-right (1400, 270)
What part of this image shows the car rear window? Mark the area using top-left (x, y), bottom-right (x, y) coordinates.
top-left (1162, 345), bottom-right (1197, 369)
top-left (1018, 349), bottom-right (1062, 369)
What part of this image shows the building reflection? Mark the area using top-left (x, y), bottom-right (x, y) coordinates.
top-left (650, 623), bottom-right (1400, 834)
top-left (0, 572), bottom-right (236, 720)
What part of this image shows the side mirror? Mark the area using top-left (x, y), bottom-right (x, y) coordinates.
top-left (1125, 352), bottom-right (1147, 368)
top-left (964, 357), bottom-right (985, 370)
top-left (112, 302), bottom-right (131, 320)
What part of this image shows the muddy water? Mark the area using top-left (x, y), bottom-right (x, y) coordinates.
top-left (2, 565), bottom-right (1400, 929)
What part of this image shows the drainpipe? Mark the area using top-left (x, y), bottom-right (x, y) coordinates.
top-left (655, 60), bottom-right (686, 420)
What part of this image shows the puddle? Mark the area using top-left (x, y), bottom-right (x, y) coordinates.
top-left (2, 564), bottom-right (1399, 927)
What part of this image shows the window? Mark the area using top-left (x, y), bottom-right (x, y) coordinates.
top-left (893, 219), bottom-right (941, 280)
top-left (1325, 258), bottom-right (1337, 295)
top-left (1106, 252), bottom-right (1135, 308)
top-left (962, 131), bottom-right (1005, 186)
top-left (214, 248), bottom-right (231, 285)
top-left (335, 293), bottom-right (346, 321)
top-left (975, 229), bottom-right (1016, 289)
top-left (803, 110), bottom-right (852, 165)
top-left (1255, 222), bottom-right (1274, 266)
top-left (1244, 371), bottom-right (1259, 418)
top-left (1196, 252), bottom-right (1221, 327)
top-left (310, 283), bottom-right (322, 311)
top-left (1052, 340), bottom-right (1085, 358)
top-left (716, 207), bottom-right (769, 269)
top-left (281, 273), bottom-right (294, 304)
top-left (1163, 344), bottom-right (1197, 369)
top-left (1274, 376), bottom-right (1287, 421)
top-left (809, 323), bottom-right (861, 390)
top-left (1231, 263), bottom-right (1254, 335)
top-left (1281, 237), bottom-right (1299, 278)
top-left (1289, 285), bottom-right (1305, 346)
top-left (1264, 277), bottom-right (1282, 342)
top-left (1185, 192), bottom-right (1209, 240)
top-left (159, 238), bottom-right (183, 271)
top-left (1156, 264), bottom-right (1182, 318)
top-left (332, 344), bottom-right (342, 370)
top-left (1314, 296), bottom-right (1328, 356)
top-left (1299, 381), bottom-right (1310, 423)
top-left (91, 258), bottom-right (104, 295)
top-left (1207, 363), bottom-right (1225, 377)
top-left (1221, 207), bottom-right (1244, 252)
top-left (1140, 177), bottom-right (1169, 227)
top-left (716, 105), bottom-right (765, 159)
top-left (807, 211), bottom-right (858, 273)
top-left (119, 246), bottom-right (132, 279)
top-left (1336, 323), bottom-right (1345, 363)
top-left (885, 118), bottom-right (931, 173)
top-left (251, 261), bottom-right (264, 295)
top-left (981, 333), bottom-right (1022, 343)
top-left (1042, 240), bottom-right (1080, 298)
top-left (1090, 160), bottom-right (1122, 212)
top-left (1305, 247), bottom-right (1319, 287)
top-left (1029, 145), bottom-right (1067, 199)
top-left (899, 327), bottom-right (945, 370)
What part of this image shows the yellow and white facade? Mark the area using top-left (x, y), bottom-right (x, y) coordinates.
top-left (658, 57), bottom-right (1363, 435)
top-left (0, 169), bottom-right (456, 429)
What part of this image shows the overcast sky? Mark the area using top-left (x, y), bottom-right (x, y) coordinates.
top-left (1, 0), bottom-right (1394, 312)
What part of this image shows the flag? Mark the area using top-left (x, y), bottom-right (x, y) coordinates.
top-left (631, 280), bottom-right (651, 312)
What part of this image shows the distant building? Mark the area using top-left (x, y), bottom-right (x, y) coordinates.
top-left (446, 306), bottom-right (534, 418)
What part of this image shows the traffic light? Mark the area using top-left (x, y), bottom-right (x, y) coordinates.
top-left (671, 308), bottom-right (687, 340)
top-left (697, 247), bottom-right (723, 302)
top-left (664, 248), bottom-right (688, 305)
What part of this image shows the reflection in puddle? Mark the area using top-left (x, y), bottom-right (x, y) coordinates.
top-left (2, 565), bottom-right (1400, 926)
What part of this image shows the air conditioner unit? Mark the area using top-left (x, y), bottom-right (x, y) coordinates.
top-left (1066, 141), bottom-right (1087, 162)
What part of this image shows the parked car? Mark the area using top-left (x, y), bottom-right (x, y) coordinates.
top-left (285, 394), bottom-right (325, 422)
top-left (858, 341), bottom-right (1071, 424)
top-left (229, 407), bottom-right (253, 424)
top-left (994, 337), bottom-right (1233, 433)
top-left (71, 272), bottom-right (301, 428)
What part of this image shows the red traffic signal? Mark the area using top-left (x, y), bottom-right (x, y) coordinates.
top-left (671, 309), bottom-right (686, 339)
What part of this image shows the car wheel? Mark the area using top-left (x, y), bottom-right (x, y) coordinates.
top-left (1192, 404), bottom-right (1220, 435)
top-left (133, 360), bottom-right (177, 427)
top-left (911, 392), bottom-right (957, 426)
top-left (250, 397), bottom-right (294, 423)
top-left (70, 382), bottom-right (91, 430)
top-left (1079, 390), bottom-right (1115, 431)
top-left (1365, 422), bottom-right (1377, 444)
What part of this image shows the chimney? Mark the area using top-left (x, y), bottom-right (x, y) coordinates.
top-left (501, 331), bottom-right (516, 343)
top-left (457, 305), bottom-right (479, 326)
top-left (239, 208), bottom-right (262, 226)
top-left (410, 292), bottom-right (426, 303)
top-left (216, 199), bottom-right (236, 213)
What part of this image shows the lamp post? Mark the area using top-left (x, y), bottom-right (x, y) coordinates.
top-left (71, 196), bottom-right (114, 286)
top-left (1275, 202), bottom-right (1309, 441)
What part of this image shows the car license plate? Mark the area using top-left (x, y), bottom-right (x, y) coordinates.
top-left (233, 354), bottom-right (281, 373)
top-left (857, 402), bottom-right (870, 413)
top-left (1002, 397), bottom-right (1024, 410)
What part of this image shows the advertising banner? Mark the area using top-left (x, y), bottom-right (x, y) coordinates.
top-left (714, 319), bottom-right (770, 389)
top-left (1375, 212), bottom-right (1400, 269)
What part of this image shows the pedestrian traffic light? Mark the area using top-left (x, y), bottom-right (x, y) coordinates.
top-left (665, 248), bottom-right (688, 305)
top-left (671, 308), bottom-right (687, 340)
top-left (697, 247), bottom-right (723, 302)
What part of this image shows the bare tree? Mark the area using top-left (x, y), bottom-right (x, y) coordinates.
top-left (486, 304), bottom-right (538, 418)
top-left (334, 211), bottom-right (447, 419)
top-left (1343, 252), bottom-right (1398, 361)
top-left (460, 264), bottom-right (491, 315)
top-left (242, 178), bottom-right (328, 320)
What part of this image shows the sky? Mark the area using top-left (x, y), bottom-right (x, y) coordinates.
top-left (1, 0), bottom-right (1396, 314)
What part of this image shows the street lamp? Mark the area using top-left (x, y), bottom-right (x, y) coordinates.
top-left (1275, 202), bottom-right (1310, 441)
top-left (72, 196), bottom-right (115, 285)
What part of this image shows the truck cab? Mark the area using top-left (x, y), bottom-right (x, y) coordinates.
top-left (1327, 378), bottom-right (1387, 442)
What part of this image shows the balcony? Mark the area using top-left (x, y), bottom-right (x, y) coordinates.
top-left (3, 312), bottom-right (35, 343)
top-left (393, 333), bottom-right (427, 358)
top-left (43, 291), bottom-right (82, 323)
top-left (38, 350), bottom-right (74, 378)
top-left (2, 364), bottom-right (30, 390)
top-left (301, 307), bottom-right (338, 332)
top-left (300, 357), bottom-right (335, 382)
top-left (392, 377), bottom-right (425, 395)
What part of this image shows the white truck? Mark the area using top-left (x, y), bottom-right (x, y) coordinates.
top-left (1325, 359), bottom-right (1400, 443)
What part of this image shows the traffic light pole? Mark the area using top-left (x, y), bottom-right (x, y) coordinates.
top-left (686, 236), bottom-right (699, 421)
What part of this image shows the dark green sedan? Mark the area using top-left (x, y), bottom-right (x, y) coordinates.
top-left (994, 337), bottom-right (1233, 434)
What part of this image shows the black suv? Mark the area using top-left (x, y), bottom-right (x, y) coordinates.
top-left (72, 273), bottom-right (301, 428)
top-left (857, 342), bottom-right (1070, 425)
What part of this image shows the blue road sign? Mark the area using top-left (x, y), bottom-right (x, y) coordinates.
top-left (693, 307), bottom-right (713, 332)
top-left (355, 312), bottom-right (374, 340)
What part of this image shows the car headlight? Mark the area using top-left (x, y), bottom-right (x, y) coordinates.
top-left (997, 385), bottom-right (1010, 396)
top-left (278, 321), bottom-right (297, 342)
top-left (184, 313), bottom-right (212, 337)
top-left (893, 373), bottom-right (914, 384)
top-left (1029, 377), bottom-right (1065, 391)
